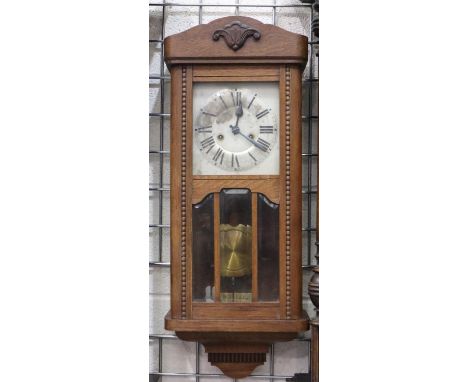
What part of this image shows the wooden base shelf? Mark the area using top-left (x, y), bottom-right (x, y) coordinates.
top-left (165, 310), bottom-right (309, 333)
top-left (165, 311), bottom-right (309, 379)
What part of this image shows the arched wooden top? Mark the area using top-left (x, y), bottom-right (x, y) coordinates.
top-left (164, 16), bottom-right (308, 68)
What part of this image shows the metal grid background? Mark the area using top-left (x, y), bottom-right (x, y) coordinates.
top-left (149, 1), bottom-right (318, 380)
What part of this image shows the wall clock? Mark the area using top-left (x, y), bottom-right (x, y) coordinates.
top-left (164, 16), bottom-right (309, 379)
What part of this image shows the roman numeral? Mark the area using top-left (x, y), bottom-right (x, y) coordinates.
top-left (248, 152), bottom-right (257, 163)
top-left (197, 126), bottom-right (212, 133)
top-left (200, 136), bottom-right (215, 149)
top-left (201, 110), bottom-right (217, 117)
top-left (256, 109), bottom-right (269, 119)
top-left (260, 126), bottom-right (274, 134)
top-left (231, 154), bottom-right (240, 168)
top-left (231, 91), bottom-right (241, 106)
top-left (247, 94), bottom-right (256, 109)
top-left (213, 147), bottom-right (224, 163)
top-left (205, 144), bottom-right (215, 154)
top-left (257, 137), bottom-right (271, 151)
top-left (219, 96), bottom-right (228, 109)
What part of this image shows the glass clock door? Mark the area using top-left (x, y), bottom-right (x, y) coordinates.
top-left (192, 189), bottom-right (279, 304)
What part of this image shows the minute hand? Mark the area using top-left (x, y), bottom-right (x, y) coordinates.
top-left (238, 131), bottom-right (269, 152)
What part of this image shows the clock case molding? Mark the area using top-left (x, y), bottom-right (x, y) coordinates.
top-left (164, 16), bottom-right (309, 379)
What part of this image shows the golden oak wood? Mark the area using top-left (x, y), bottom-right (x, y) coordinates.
top-left (164, 16), bottom-right (309, 379)
top-left (193, 76), bottom-right (279, 83)
top-left (165, 311), bottom-right (309, 332)
top-left (191, 178), bottom-right (280, 205)
top-left (252, 193), bottom-right (258, 302)
top-left (169, 65), bottom-right (182, 319)
top-left (279, 65), bottom-right (287, 319)
top-left (164, 17), bottom-right (308, 68)
top-left (193, 64), bottom-right (279, 78)
top-left (193, 175), bottom-right (278, 179)
top-left (288, 66), bottom-right (304, 319)
top-left (213, 193), bottom-right (221, 302)
top-left (176, 331), bottom-right (302, 344)
top-left (185, 66), bottom-right (194, 319)
top-left (192, 302), bottom-right (279, 320)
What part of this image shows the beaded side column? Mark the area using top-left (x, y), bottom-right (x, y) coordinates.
top-left (181, 66), bottom-right (188, 318)
top-left (285, 65), bottom-right (292, 319)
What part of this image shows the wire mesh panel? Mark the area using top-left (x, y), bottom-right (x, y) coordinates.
top-left (150, 1), bottom-right (318, 380)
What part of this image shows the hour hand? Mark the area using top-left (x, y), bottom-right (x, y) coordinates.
top-left (230, 104), bottom-right (243, 131)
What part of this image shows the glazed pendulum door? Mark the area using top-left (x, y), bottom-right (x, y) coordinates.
top-left (192, 189), bottom-right (280, 307)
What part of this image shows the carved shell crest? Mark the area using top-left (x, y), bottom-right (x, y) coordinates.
top-left (212, 21), bottom-right (261, 51)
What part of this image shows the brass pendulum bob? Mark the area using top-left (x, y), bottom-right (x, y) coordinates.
top-left (220, 223), bottom-right (252, 278)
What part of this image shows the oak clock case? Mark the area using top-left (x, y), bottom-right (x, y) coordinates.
top-left (164, 16), bottom-right (309, 379)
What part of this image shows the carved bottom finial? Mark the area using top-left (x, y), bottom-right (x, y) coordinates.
top-left (204, 343), bottom-right (269, 379)
top-left (208, 352), bottom-right (266, 379)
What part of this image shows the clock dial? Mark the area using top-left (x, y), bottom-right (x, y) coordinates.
top-left (193, 84), bottom-right (279, 175)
